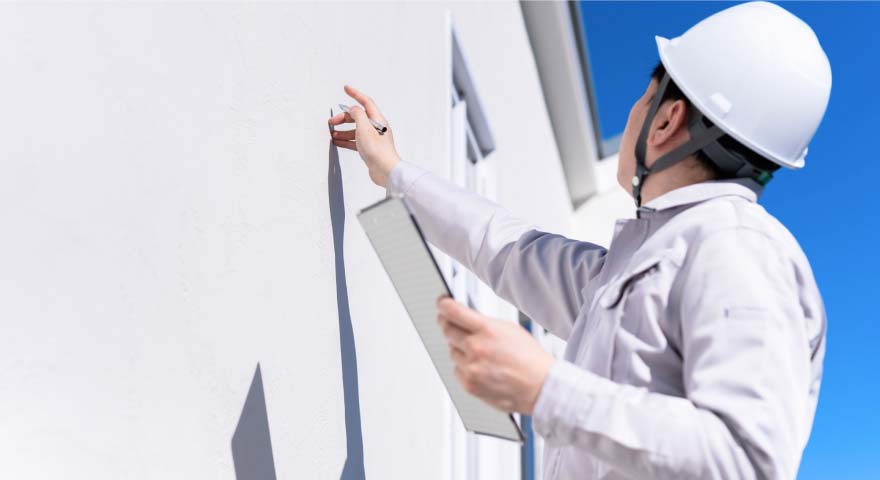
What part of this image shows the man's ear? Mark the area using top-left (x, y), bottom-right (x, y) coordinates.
top-left (649, 99), bottom-right (688, 147)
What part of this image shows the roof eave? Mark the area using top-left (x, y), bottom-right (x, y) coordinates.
top-left (520, 0), bottom-right (607, 207)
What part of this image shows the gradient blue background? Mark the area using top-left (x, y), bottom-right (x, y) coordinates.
top-left (577, 1), bottom-right (879, 478)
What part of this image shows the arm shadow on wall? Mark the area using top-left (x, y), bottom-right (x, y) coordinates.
top-left (229, 148), bottom-right (365, 480)
top-left (232, 363), bottom-right (277, 480)
top-left (329, 143), bottom-right (366, 480)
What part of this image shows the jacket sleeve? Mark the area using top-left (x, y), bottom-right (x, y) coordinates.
top-left (384, 160), bottom-right (607, 340)
top-left (531, 227), bottom-right (816, 479)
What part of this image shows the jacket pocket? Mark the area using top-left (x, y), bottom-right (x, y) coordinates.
top-left (597, 254), bottom-right (674, 384)
top-left (599, 255), bottom-right (665, 309)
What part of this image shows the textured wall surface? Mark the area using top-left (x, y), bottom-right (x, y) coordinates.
top-left (0, 2), bottom-right (571, 479)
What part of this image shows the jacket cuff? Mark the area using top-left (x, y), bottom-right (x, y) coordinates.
top-left (532, 359), bottom-right (596, 445)
top-left (385, 159), bottom-right (430, 197)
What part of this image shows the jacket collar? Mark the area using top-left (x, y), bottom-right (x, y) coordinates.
top-left (637, 177), bottom-right (762, 215)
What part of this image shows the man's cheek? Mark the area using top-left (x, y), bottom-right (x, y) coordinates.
top-left (616, 137), bottom-right (634, 186)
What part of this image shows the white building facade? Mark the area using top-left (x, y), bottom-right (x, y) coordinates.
top-left (0, 2), bottom-right (630, 479)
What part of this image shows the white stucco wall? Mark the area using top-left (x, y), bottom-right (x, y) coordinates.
top-left (573, 154), bottom-right (636, 246)
top-left (0, 2), bottom-right (573, 479)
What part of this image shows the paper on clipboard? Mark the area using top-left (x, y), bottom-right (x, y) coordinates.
top-left (357, 195), bottom-right (524, 443)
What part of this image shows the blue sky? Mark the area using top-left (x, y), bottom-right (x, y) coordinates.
top-left (578, 1), bottom-right (880, 478)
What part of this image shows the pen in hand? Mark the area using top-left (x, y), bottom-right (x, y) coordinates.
top-left (338, 103), bottom-right (388, 134)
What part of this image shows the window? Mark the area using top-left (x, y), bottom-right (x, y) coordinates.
top-left (443, 19), bottom-right (537, 480)
top-left (447, 23), bottom-right (491, 480)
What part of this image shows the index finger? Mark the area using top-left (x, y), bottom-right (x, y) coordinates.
top-left (344, 85), bottom-right (388, 124)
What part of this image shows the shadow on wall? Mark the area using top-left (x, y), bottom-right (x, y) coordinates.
top-left (229, 145), bottom-right (365, 479)
top-left (329, 144), bottom-right (366, 480)
top-left (232, 364), bottom-right (277, 480)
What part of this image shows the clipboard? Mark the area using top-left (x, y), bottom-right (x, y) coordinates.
top-left (357, 195), bottom-right (524, 443)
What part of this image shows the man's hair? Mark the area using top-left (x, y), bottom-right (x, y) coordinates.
top-left (649, 61), bottom-right (780, 178)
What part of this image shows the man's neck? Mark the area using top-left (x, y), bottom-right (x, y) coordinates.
top-left (638, 160), bottom-right (715, 206)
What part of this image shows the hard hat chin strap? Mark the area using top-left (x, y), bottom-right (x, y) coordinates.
top-left (633, 72), bottom-right (726, 207)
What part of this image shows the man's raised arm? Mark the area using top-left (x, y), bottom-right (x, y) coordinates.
top-left (385, 160), bottom-right (607, 340)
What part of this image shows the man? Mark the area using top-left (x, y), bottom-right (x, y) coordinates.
top-left (328, 2), bottom-right (829, 478)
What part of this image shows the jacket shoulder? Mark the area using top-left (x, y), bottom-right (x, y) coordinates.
top-left (675, 196), bottom-right (805, 261)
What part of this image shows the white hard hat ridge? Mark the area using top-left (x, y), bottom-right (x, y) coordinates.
top-left (656, 0), bottom-right (832, 169)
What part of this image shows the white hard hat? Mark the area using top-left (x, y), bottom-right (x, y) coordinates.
top-left (655, 1), bottom-right (832, 169)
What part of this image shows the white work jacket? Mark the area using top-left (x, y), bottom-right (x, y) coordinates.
top-left (385, 160), bottom-right (826, 480)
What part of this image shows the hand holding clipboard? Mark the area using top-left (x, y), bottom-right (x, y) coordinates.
top-left (357, 195), bottom-right (524, 443)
